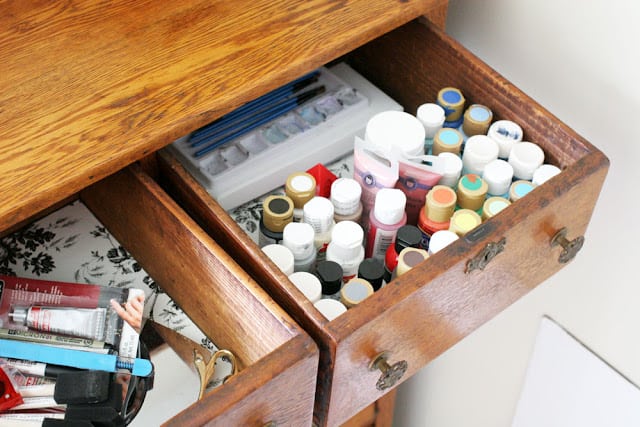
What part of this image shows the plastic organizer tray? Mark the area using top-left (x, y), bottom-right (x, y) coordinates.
top-left (167, 62), bottom-right (402, 211)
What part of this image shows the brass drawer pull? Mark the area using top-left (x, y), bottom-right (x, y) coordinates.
top-left (551, 227), bottom-right (585, 264)
top-left (369, 351), bottom-right (408, 391)
top-left (466, 237), bottom-right (506, 273)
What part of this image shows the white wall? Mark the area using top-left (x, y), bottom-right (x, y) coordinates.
top-left (394, 1), bottom-right (640, 425)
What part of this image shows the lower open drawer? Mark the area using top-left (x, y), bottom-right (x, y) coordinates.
top-left (154, 18), bottom-right (609, 427)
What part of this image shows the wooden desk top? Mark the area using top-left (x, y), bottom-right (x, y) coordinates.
top-left (0, 0), bottom-right (443, 232)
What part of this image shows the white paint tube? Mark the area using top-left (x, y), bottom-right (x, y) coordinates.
top-left (9, 306), bottom-right (106, 342)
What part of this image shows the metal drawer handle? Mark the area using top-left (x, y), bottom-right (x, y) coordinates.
top-left (369, 351), bottom-right (408, 391)
top-left (551, 227), bottom-right (585, 264)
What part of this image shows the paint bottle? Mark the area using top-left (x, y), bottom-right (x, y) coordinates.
top-left (383, 224), bottom-right (423, 283)
top-left (365, 188), bottom-right (407, 260)
top-left (303, 196), bottom-right (335, 263)
top-left (417, 103), bottom-right (446, 153)
top-left (437, 87), bottom-right (466, 127)
top-left (326, 220), bottom-right (365, 282)
top-left (532, 164), bottom-right (561, 186)
top-left (482, 196), bottom-right (511, 220)
top-left (314, 298), bottom-right (347, 321)
top-left (432, 128), bottom-right (463, 156)
top-left (396, 247), bottom-right (429, 277)
top-left (461, 104), bottom-right (493, 137)
top-left (456, 174), bottom-right (489, 212)
top-left (282, 222), bottom-right (317, 273)
top-left (427, 230), bottom-right (459, 255)
top-left (437, 152), bottom-right (463, 188)
top-left (358, 258), bottom-right (385, 291)
top-left (487, 120), bottom-right (523, 159)
top-left (508, 142), bottom-right (545, 180)
top-left (261, 244), bottom-right (295, 276)
top-left (330, 177), bottom-right (363, 224)
top-left (449, 209), bottom-right (482, 236)
top-left (288, 271), bottom-right (322, 304)
top-left (315, 260), bottom-right (343, 300)
top-left (259, 195), bottom-right (294, 247)
top-left (462, 135), bottom-right (499, 176)
top-left (418, 185), bottom-right (457, 249)
top-left (509, 180), bottom-right (537, 202)
top-left (482, 159), bottom-right (514, 198)
top-left (285, 172), bottom-right (317, 222)
top-left (340, 277), bottom-right (374, 308)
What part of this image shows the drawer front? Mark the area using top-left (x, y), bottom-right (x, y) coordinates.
top-left (80, 165), bottom-right (318, 426)
top-left (156, 19), bottom-right (608, 427)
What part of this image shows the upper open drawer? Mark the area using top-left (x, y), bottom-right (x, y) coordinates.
top-left (155, 18), bottom-right (608, 426)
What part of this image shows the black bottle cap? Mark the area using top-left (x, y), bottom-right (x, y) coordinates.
top-left (358, 258), bottom-right (385, 291)
top-left (394, 225), bottom-right (423, 253)
top-left (315, 261), bottom-right (343, 295)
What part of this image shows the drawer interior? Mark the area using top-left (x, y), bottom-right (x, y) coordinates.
top-left (154, 18), bottom-right (609, 426)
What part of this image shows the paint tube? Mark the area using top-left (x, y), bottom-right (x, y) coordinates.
top-left (395, 154), bottom-right (444, 226)
top-left (9, 306), bottom-right (108, 342)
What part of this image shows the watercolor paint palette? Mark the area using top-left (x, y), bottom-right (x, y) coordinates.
top-left (168, 62), bottom-right (402, 211)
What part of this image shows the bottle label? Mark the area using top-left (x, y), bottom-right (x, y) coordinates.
top-left (366, 226), bottom-right (397, 260)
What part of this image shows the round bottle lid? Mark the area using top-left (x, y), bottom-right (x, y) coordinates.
top-left (417, 103), bottom-right (446, 138)
top-left (330, 178), bottom-right (362, 216)
top-left (364, 110), bottom-right (426, 157)
top-left (482, 196), bottom-right (512, 220)
top-left (462, 135), bottom-right (499, 176)
top-left (432, 128), bottom-right (463, 156)
top-left (262, 195), bottom-right (294, 232)
top-left (482, 159), bottom-right (514, 196)
top-left (532, 164), bottom-right (561, 186)
top-left (449, 209), bottom-right (482, 236)
top-left (487, 120), bottom-right (524, 159)
top-left (456, 174), bottom-right (488, 211)
top-left (328, 221), bottom-right (364, 260)
top-left (426, 185), bottom-right (457, 223)
top-left (437, 152), bottom-right (463, 188)
top-left (428, 230), bottom-right (459, 255)
top-left (289, 271), bottom-right (322, 303)
top-left (462, 104), bottom-right (493, 137)
top-left (396, 247), bottom-right (429, 276)
top-left (315, 260), bottom-right (343, 295)
top-left (394, 224), bottom-right (423, 253)
top-left (314, 298), bottom-right (347, 321)
top-left (508, 142), bottom-right (545, 180)
top-left (358, 258), bottom-right (385, 291)
top-left (437, 87), bottom-right (466, 122)
top-left (285, 172), bottom-right (317, 209)
top-left (509, 180), bottom-right (537, 202)
top-left (282, 222), bottom-right (316, 259)
top-left (340, 278), bottom-right (374, 308)
top-left (261, 244), bottom-right (295, 276)
top-left (303, 196), bottom-right (334, 233)
top-left (373, 188), bottom-right (407, 225)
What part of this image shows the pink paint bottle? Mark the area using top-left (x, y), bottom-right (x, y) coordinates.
top-left (365, 188), bottom-right (407, 261)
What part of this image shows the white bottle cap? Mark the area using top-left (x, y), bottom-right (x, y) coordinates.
top-left (482, 159), bottom-right (514, 196)
top-left (373, 188), bottom-right (406, 225)
top-left (428, 230), bottom-right (459, 255)
top-left (462, 135), bottom-right (499, 175)
top-left (282, 222), bottom-right (316, 259)
top-left (303, 196), bottom-right (334, 233)
top-left (328, 220), bottom-right (364, 260)
top-left (288, 271), bottom-right (322, 303)
top-left (417, 103), bottom-right (446, 139)
top-left (314, 298), bottom-right (347, 321)
top-left (437, 152), bottom-right (463, 188)
top-left (508, 142), bottom-right (545, 180)
top-left (330, 178), bottom-right (362, 215)
top-left (365, 111), bottom-right (426, 156)
top-left (532, 164), bottom-right (561, 186)
top-left (487, 120), bottom-right (523, 158)
top-left (261, 244), bottom-right (295, 276)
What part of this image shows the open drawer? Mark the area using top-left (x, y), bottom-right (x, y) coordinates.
top-left (66, 164), bottom-right (318, 426)
top-left (155, 18), bottom-right (609, 426)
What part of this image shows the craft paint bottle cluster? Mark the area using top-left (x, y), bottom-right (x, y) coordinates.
top-left (365, 188), bottom-right (407, 261)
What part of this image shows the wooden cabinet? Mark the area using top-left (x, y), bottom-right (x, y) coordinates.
top-left (0, 1), bottom-right (608, 426)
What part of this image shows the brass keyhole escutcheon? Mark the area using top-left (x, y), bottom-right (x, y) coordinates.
top-left (369, 351), bottom-right (408, 391)
top-left (551, 227), bottom-right (585, 264)
top-left (466, 237), bottom-right (506, 273)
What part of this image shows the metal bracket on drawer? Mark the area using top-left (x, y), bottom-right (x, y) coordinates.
top-left (465, 237), bottom-right (506, 273)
